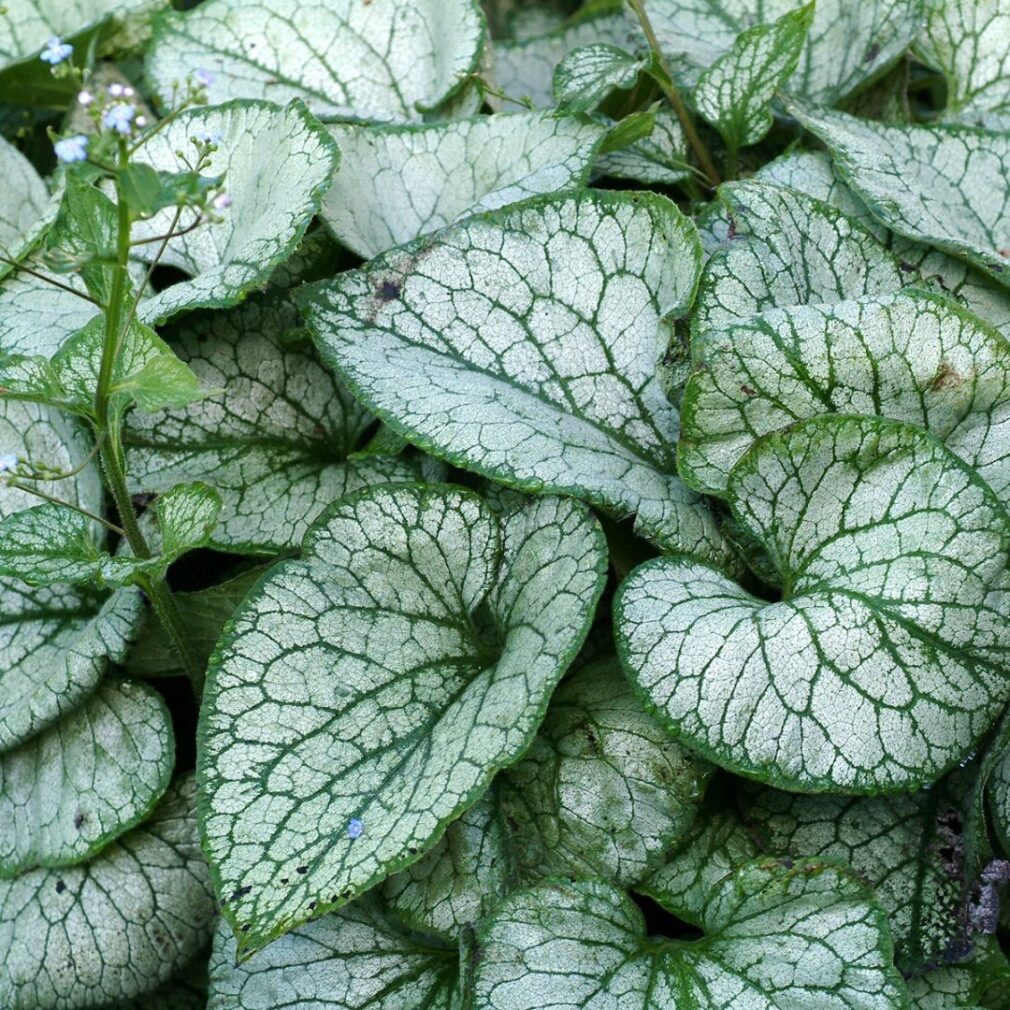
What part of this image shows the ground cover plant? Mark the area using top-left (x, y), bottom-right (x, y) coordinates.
top-left (4, 0), bottom-right (1010, 1007)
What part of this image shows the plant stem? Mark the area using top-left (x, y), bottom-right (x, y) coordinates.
top-left (626, 0), bottom-right (722, 189)
top-left (91, 139), bottom-right (202, 684)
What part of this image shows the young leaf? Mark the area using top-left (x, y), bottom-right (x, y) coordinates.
top-left (493, 7), bottom-right (639, 108)
top-left (794, 108), bottom-right (1010, 290)
top-left (694, 4), bottom-right (814, 154)
top-left (693, 180), bottom-right (904, 338)
top-left (472, 860), bottom-right (906, 1010)
top-left (208, 897), bottom-right (462, 1010)
top-left (616, 414), bottom-right (1010, 793)
top-left (0, 680), bottom-right (173, 877)
top-left (123, 297), bottom-right (418, 553)
top-left (382, 791), bottom-right (516, 940)
top-left (199, 485), bottom-right (606, 956)
top-left (0, 775), bottom-right (215, 1010)
top-left (742, 781), bottom-right (970, 975)
top-left (647, 0), bottom-right (920, 103)
top-left (153, 481), bottom-right (222, 560)
top-left (51, 314), bottom-right (207, 421)
top-left (298, 190), bottom-right (731, 564)
top-left (147, 0), bottom-right (485, 120)
top-left (0, 399), bottom-right (142, 751)
top-left (916, 0), bottom-right (1010, 129)
top-left (594, 106), bottom-right (689, 185)
top-left (321, 111), bottom-right (607, 259)
top-left (679, 290), bottom-right (1010, 498)
top-left (130, 100), bottom-right (339, 324)
top-left (552, 43), bottom-right (650, 112)
top-left (498, 656), bottom-right (713, 887)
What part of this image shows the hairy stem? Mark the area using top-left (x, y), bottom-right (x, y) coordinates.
top-left (92, 139), bottom-right (202, 683)
top-left (627, 0), bottom-right (721, 189)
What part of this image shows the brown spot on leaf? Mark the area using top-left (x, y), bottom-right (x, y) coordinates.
top-left (927, 360), bottom-right (964, 392)
top-left (740, 384), bottom-right (757, 396)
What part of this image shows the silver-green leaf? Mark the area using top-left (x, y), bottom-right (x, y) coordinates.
top-left (472, 860), bottom-right (906, 1010)
top-left (694, 4), bottom-right (814, 154)
top-left (0, 774), bottom-right (216, 1010)
top-left (0, 679), bottom-right (173, 877)
top-left (147, 0), bottom-right (485, 121)
top-left (321, 111), bottom-right (606, 259)
top-left (124, 297), bottom-right (416, 553)
top-left (616, 414), bottom-right (1010, 793)
top-left (298, 190), bottom-right (730, 563)
top-left (552, 43), bottom-right (650, 113)
top-left (200, 485), bottom-right (606, 956)
top-left (208, 897), bottom-right (461, 1010)
top-left (131, 100), bottom-right (338, 324)
top-left (794, 107), bottom-right (1010, 290)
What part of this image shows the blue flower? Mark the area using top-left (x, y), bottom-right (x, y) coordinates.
top-left (40, 37), bottom-right (73, 65)
top-left (102, 103), bottom-right (136, 136)
top-left (347, 818), bottom-right (364, 840)
top-left (194, 68), bottom-right (216, 86)
top-left (0, 453), bottom-right (18, 474)
top-left (54, 135), bottom-right (89, 164)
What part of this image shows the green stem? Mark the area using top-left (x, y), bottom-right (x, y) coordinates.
top-left (627, 0), bottom-right (722, 189)
top-left (91, 140), bottom-right (202, 684)
top-left (725, 144), bottom-right (739, 182)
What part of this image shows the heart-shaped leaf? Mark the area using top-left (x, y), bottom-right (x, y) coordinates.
top-left (472, 860), bottom-right (906, 1010)
top-left (498, 655), bottom-right (712, 887)
top-left (208, 897), bottom-right (462, 1010)
top-left (693, 180), bottom-right (904, 338)
top-left (916, 1), bottom-right (1010, 129)
top-left (147, 0), bottom-right (484, 121)
top-left (0, 775), bottom-right (215, 1010)
top-left (298, 190), bottom-right (730, 563)
top-left (680, 290), bottom-right (1010, 498)
top-left (200, 485), bottom-right (606, 956)
top-left (593, 107), bottom-right (689, 185)
top-left (321, 111), bottom-right (606, 259)
top-left (131, 100), bottom-right (338, 324)
top-left (552, 43), bottom-right (650, 112)
top-left (0, 399), bottom-right (141, 750)
top-left (0, 679), bottom-right (173, 876)
top-left (124, 297), bottom-right (418, 553)
top-left (794, 108), bottom-right (1010, 290)
top-left (647, 0), bottom-right (920, 102)
top-left (741, 780), bottom-right (970, 974)
top-left (492, 8), bottom-right (638, 109)
top-left (694, 4), bottom-right (814, 154)
top-left (617, 414), bottom-right (1010, 793)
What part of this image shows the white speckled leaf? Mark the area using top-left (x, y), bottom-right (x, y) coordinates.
top-left (694, 4), bottom-right (813, 153)
top-left (742, 781), bottom-right (970, 974)
top-left (616, 414), bottom-right (1010, 793)
top-left (131, 100), bottom-right (338, 324)
top-left (200, 485), bottom-right (606, 956)
top-left (0, 679), bottom-right (173, 876)
top-left (124, 297), bottom-right (416, 554)
top-left (0, 137), bottom-right (49, 266)
top-left (147, 0), bottom-right (484, 121)
top-left (680, 290), bottom-right (1010, 497)
top-left (648, 0), bottom-right (920, 102)
top-left (0, 399), bottom-right (141, 751)
top-left (0, 272), bottom-right (97, 359)
top-left (298, 190), bottom-right (729, 563)
top-left (794, 108), bottom-right (1010, 290)
top-left (321, 111), bottom-right (606, 259)
top-left (492, 8), bottom-right (638, 108)
top-left (917, 0), bottom-right (1010, 129)
top-left (498, 656), bottom-right (712, 888)
top-left (472, 860), bottom-right (906, 1010)
top-left (382, 791), bottom-right (515, 939)
top-left (906, 936), bottom-right (1010, 1010)
top-left (593, 106), bottom-right (688, 185)
top-left (693, 180), bottom-right (904, 338)
top-left (0, 774), bottom-right (216, 1010)
top-left (552, 43), bottom-right (649, 112)
top-left (207, 898), bottom-right (461, 1010)
top-left (638, 797), bottom-right (760, 925)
